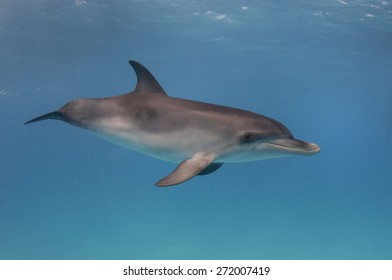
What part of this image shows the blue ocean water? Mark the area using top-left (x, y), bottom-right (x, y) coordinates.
top-left (1, 0), bottom-right (392, 260)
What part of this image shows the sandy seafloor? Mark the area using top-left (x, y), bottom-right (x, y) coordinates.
top-left (1, 0), bottom-right (392, 259)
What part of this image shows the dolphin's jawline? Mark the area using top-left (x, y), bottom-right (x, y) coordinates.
top-left (265, 139), bottom-right (320, 155)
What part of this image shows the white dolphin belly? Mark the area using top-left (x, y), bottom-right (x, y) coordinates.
top-left (94, 118), bottom-right (232, 163)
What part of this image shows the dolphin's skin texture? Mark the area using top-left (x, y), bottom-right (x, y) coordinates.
top-left (25, 60), bottom-right (320, 187)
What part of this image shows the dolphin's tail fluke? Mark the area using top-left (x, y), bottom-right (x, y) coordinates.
top-left (24, 111), bottom-right (64, 125)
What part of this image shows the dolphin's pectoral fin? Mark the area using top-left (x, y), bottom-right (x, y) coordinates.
top-left (198, 163), bottom-right (224, 176)
top-left (155, 154), bottom-right (216, 187)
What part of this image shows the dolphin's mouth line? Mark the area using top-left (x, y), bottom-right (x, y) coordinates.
top-left (265, 141), bottom-right (320, 153)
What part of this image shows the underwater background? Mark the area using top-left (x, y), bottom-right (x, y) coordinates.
top-left (1, 0), bottom-right (392, 260)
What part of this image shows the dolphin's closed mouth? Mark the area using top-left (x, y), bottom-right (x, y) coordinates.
top-left (266, 139), bottom-right (320, 155)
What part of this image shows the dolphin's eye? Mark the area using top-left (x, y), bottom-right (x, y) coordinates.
top-left (240, 132), bottom-right (253, 143)
top-left (244, 134), bottom-right (251, 140)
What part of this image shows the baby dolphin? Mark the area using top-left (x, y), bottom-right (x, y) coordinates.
top-left (25, 60), bottom-right (320, 187)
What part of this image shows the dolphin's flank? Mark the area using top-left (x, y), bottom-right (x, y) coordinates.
top-left (25, 60), bottom-right (320, 187)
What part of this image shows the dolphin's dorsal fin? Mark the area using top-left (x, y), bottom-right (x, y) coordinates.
top-left (129, 60), bottom-right (167, 95)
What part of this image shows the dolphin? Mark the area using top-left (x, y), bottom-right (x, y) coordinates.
top-left (25, 60), bottom-right (320, 187)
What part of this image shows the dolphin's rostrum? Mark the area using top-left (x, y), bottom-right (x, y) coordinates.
top-left (25, 60), bottom-right (320, 187)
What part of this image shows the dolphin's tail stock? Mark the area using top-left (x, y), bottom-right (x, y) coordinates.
top-left (24, 111), bottom-right (64, 125)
